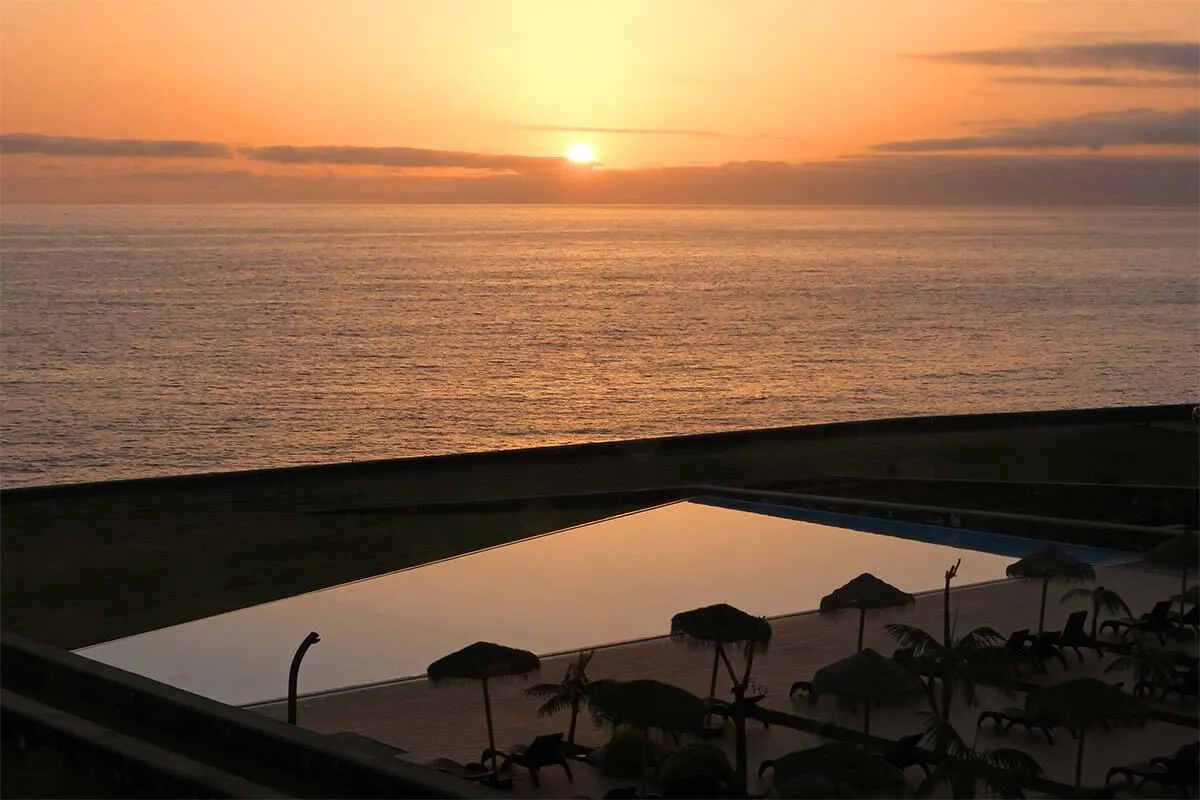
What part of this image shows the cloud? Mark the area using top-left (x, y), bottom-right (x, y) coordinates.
top-left (239, 144), bottom-right (566, 172)
top-left (871, 108), bottom-right (1199, 152)
top-left (0, 133), bottom-right (233, 159)
top-left (995, 75), bottom-right (1198, 88)
top-left (6, 154), bottom-right (1195, 207)
top-left (124, 169), bottom-right (257, 182)
top-left (918, 40), bottom-right (1199, 75)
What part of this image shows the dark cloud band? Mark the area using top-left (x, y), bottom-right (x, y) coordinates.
top-left (239, 144), bottom-right (566, 171)
top-left (871, 108), bottom-right (1199, 152)
top-left (0, 133), bottom-right (233, 159)
top-left (996, 75), bottom-right (1198, 89)
top-left (919, 41), bottom-right (1199, 75)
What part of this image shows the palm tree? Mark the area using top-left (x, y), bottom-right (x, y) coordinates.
top-left (1103, 638), bottom-right (1179, 695)
top-left (670, 603), bottom-right (772, 796)
top-left (916, 712), bottom-right (1042, 798)
top-left (1061, 585), bottom-right (1132, 640)
top-left (524, 650), bottom-right (594, 751)
top-left (886, 560), bottom-right (1013, 722)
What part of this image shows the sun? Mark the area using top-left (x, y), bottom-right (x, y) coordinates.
top-left (566, 142), bottom-right (595, 164)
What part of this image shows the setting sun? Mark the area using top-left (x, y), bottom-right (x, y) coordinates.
top-left (566, 142), bottom-right (595, 164)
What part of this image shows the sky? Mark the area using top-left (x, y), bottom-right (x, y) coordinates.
top-left (1, 0), bottom-right (1197, 203)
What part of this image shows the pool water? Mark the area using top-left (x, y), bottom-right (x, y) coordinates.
top-left (74, 498), bottom-right (1122, 706)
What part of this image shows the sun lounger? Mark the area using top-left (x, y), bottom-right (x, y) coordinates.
top-left (1042, 610), bottom-right (1103, 662)
top-left (1106, 742), bottom-right (1199, 796)
top-left (976, 706), bottom-right (1066, 745)
top-left (1100, 600), bottom-right (1174, 643)
top-left (1168, 605), bottom-right (1199, 627)
top-left (1024, 632), bottom-right (1069, 672)
top-left (1133, 663), bottom-right (1199, 701)
top-left (480, 732), bottom-right (573, 787)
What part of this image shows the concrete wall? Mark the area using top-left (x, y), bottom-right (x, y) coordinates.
top-left (0, 633), bottom-right (497, 799)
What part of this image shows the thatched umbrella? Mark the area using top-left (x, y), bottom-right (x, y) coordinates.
top-left (1145, 531), bottom-right (1199, 618)
top-left (427, 641), bottom-right (540, 778)
top-left (671, 603), bottom-right (772, 795)
top-left (1006, 545), bottom-right (1095, 634)
top-left (670, 603), bottom-right (772, 723)
top-left (1025, 678), bottom-right (1145, 787)
top-left (587, 679), bottom-right (707, 796)
top-left (820, 573), bottom-right (916, 652)
top-left (759, 743), bottom-right (904, 796)
top-left (811, 648), bottom-right (925, 735)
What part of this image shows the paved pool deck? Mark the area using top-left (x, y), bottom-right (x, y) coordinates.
top-left (253, 559), bottom-right (1197, 797)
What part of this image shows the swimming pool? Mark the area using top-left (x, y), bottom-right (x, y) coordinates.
top-left (74, 498), bottom-right (1126, 707)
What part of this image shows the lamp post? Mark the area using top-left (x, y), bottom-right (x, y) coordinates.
top-left (287, 631), bottom-right (321, 725)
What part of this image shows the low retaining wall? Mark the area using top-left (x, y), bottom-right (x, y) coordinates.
top-left (3, 403), bottom-right (1191, 501)
top-left (0, 633), bottom-right (496, 799)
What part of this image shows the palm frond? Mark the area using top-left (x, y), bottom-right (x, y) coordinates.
top-left (1060, 586), bottom-right (1094, 604)
top-left (535, 693), bottom-right (574, 719)
top-left (524, 682), bottom-right (564, 698)
top-left (1105, 643), bottom-right (1176, 686)
top-left (918, 711), bottom-right (970, 759)
top-left (1097, 588), bottom-right (1132, 618)
top-left (886, 623), bottom-right (940, 653)
top-left (914, 761), bottom-right (956, 798)
top-left (958, 626), bottom-right (1005, 649)
top-left (984, 747), bottom-right (1042, 778)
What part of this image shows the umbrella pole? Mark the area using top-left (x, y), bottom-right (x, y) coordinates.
top-left (1074, 728), bottom-right (1086, 787)
top-left (481, 677), bottom-right (498, 777)
top-left (705, 647), bottom-right (721, 726)
top-left (1038, 577), bottom-right (1049, 634)
top-left (863, 702), bottom-right (871, 736)
top-left (857, 609), bottom-right (866, 653)
top-left (639, 727), bottom-right (649, 798)
top-left (1181, 566), bottom-right (1189, 620)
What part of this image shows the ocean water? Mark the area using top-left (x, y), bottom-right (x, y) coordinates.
top-left (1, 204), bottom-right (1196, 488)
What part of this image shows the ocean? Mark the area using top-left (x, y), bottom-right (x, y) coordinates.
top-left (1, 204), bottom-right (1196, 488)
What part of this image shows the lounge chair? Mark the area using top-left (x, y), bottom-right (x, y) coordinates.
top-left (1100, 600), bottom-right (1174, 643)
top-left (1106, 742), bottom-right (1199, 796)
top-left (875, 732), bottom-right (932, 778)
top-left (1024, 632), bottom-right (1070, 672)
top-left (976, 707), bottom-right (1065, 745)
top-left (481, 732), bottom-right (573, 787)
top-left (1133, 663), bottom-right (1199, 701)
top-left (1165, 607), bottom-right (1200, 641)
top-left (1043, 610), bottom-right (1103, 662)
top-left (993, 628), bottom-right (1037, 674)
top-left (1003, 629), bottom-right (1032, 651)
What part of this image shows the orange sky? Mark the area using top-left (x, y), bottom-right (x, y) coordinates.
top-left (1, 0), bottom-right (1197, 202)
